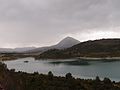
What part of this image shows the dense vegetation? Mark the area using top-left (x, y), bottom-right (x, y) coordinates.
top-left (0, 53), bottom-right (32, 61)
top-left (35, 39), bottom-right (120, 59)
top-left (35, 49), bottom-right (72, 59)
top-left (0, 62), bottom-right (120, 90)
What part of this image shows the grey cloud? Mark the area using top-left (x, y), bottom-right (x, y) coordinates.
top-left (0, 0), bottom-right (120, 47)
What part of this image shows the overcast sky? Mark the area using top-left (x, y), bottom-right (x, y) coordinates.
top-left (0, 0), bottom-right (120, 48)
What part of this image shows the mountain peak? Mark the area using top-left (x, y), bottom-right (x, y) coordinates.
top-left (59, 36), bottom-right (80, 43)
top-left (56, 36), bottom-right (80, 49)
top-left (62, 36), bottom-right (75, 40)
top-left (24, 37), bottom-right (80, 53)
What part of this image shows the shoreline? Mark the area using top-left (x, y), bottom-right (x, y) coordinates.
top-left (1, 55), bottom-right (120, 61)
top-left (77, 57), bottom-right (120, 60)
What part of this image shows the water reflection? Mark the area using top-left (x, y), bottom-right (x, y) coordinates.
top-left (48, 60), bottom-right (90, 66)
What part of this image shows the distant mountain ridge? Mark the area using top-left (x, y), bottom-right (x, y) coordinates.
top-left (0, 47), bottom-right (36, 53)
top-left (0, 37), bottom-right (80, 53)
top-left (26, 37), bottom-right (80, 54)
top-left (36, 38), bottom-right (120, 59)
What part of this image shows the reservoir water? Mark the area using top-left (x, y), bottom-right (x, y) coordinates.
top-left (3, 57), bottom-right (120, 82)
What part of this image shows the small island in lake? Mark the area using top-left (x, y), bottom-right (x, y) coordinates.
top-left (24, 60), bottom-right (29, 63)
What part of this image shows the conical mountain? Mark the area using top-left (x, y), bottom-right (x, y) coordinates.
top-left (53, 37), bottom-right (80, 49)
top-left (26, 36), bottom-right (80, 53)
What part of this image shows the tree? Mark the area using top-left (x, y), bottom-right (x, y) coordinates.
top-left (65, 73), bottom-right (72, 79)
top-left (48, 71), bottom-right (53, 80)
top-left (103, 77), bottom-right (111, 84)
top-left (95, 76), bottom-right (101, 82)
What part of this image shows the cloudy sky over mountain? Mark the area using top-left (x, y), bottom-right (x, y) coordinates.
top-left (0, 0), bottom-right (120, 48)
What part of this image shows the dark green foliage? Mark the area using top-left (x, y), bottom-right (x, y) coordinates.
top-left (95, 76), bottom-right (101, 82)
top-left (103, 77), bottom-right (112, 84)
top-left (0, 62), bottom-right (120, 90)
top-left (48, 71), bottom-right (53, 80)
top-left (65, 73), bottom-right (73, 79)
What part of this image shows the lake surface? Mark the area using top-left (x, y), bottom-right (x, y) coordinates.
top-left (3, 57), bottom-right (120, 82)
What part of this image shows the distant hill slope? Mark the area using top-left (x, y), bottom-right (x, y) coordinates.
top-left (0, 47), bottom-right (36, 53)
top-left (66, 39), bottom-right (120, 57)
top-left (36, 39), bottom-right (120, 59)
top-left (26, 37), bottom-right (80, 54)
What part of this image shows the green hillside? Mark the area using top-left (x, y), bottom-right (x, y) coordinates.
top-left (36, 39), bottom-right (120, 59)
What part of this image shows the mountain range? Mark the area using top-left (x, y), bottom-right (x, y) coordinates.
top-left (36, 38), bottom-right (120, 59)
top-left (1, 37), bottom-right (120, 59)
top-left (0, 37), bottom-right (80, 53)
top-left (0, 47), bottom-right (36, 53)
top-left (25, 37), bottom-right (80, 54)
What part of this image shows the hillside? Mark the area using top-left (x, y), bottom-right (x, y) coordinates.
top-left (66, 39), bottom-right (120, 57)
top-left (36, 39), bottom-right (120, 59)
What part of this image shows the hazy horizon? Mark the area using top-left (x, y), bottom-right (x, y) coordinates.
top-left (1, 37), bottom-right (120, 49)
top-left (0, 0), bottom-right (120, 48)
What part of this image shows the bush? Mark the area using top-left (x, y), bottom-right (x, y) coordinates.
top-left (65, 73), bottom-right (72, 79)
top-left (48, 71), bottom-right (53, 80)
